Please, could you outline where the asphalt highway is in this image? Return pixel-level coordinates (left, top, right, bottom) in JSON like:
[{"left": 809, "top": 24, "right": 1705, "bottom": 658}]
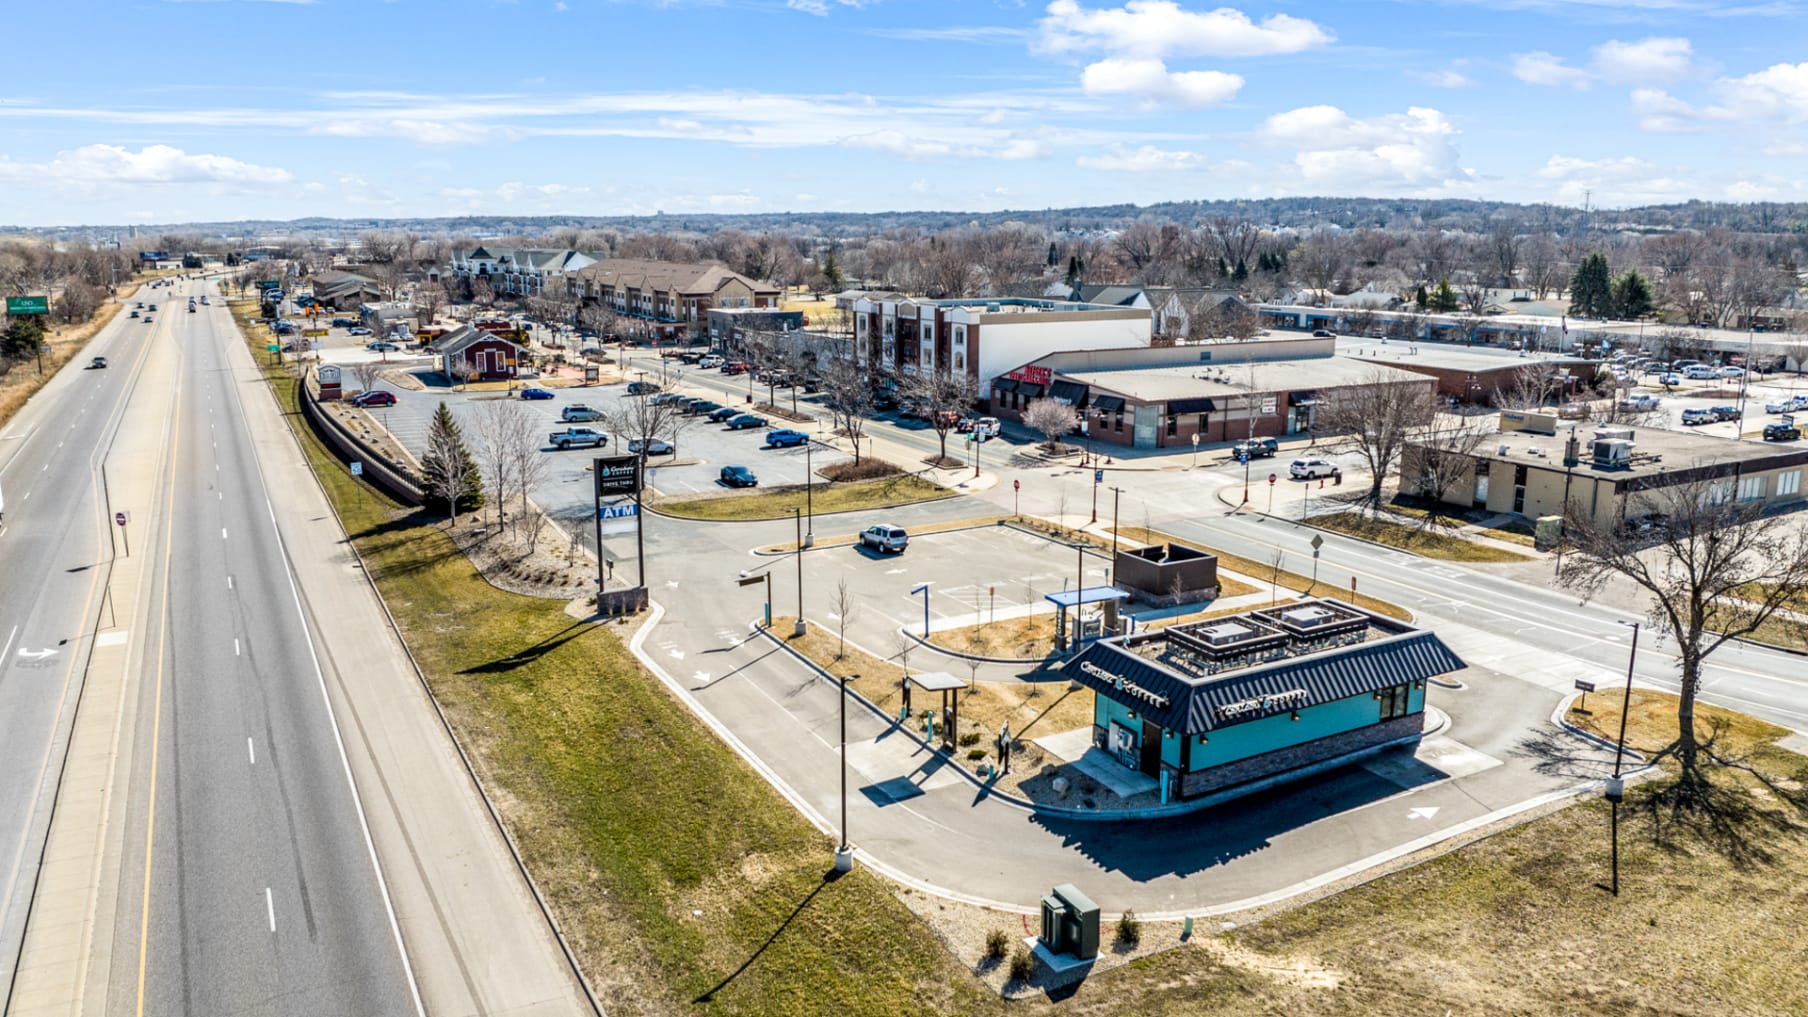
[
  {"left": 105, "top": 285, "right": 418, "bottom": 1017},
  {"left": 0, "top": 299, "right": 150, "bottom": 1003}
]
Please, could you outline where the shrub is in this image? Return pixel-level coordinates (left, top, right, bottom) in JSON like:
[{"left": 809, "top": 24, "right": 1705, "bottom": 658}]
[
  {"left": 819, "top": 458, "right": 904, "bottom": 482},
  {"left": 1116, "top": 909, "right": 1141, "bottom": 945},
  {"left": 984, "top": 928, "right": 1009, "bottom": 960},
  {"left": 1007, "top": 945, "right": 1033, "bottom": 983},
  {"left": 958, "top": 731, "right": 982, "bottom": 747},
  {"left": 967, "top": 748, "right": 986, "bottom": 761}
]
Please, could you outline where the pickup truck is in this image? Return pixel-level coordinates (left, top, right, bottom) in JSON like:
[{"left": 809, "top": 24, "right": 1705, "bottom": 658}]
[
  {"left": 548, "top": 428, "right": 608, "bottom": 450},
  {"left": 1231, "top": 438, "right": 1279, "bottom": 459}
]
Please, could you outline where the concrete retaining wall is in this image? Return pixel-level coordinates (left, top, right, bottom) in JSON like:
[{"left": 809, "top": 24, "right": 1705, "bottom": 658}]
[{"left": 297, "top": 378, "right": 426, "bottom": 506}]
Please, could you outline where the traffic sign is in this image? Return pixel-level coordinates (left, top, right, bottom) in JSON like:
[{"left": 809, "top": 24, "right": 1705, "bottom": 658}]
[
  {"left": 6, "top": 296, "right": 49, "bottom": 316},
  {"left": 350, "top": 462, "right": 363, "bottom": 476},
  {"left": 1094, "top": 469, "right": 1104, "bottom": 484},
  {"left": 266, "top": 344, "right": 280, "bottom": 353},
  {"left": 1310, "top": 534, "right": 1324, "bottom": 551},
  {"left": 1013, "top": 479, "right": 1020, "bottom": 492},
  {"left": 1268, "top": 473, "right": 1277, "bottom": 485},
  {"left": 114, "top": 511, "right": 127, "bottom": 526},
  {"left": 303, "top": 328, "right": 328, "bottom": 337}
]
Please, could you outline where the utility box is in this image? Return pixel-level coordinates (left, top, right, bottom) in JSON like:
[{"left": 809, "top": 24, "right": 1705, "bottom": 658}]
[{"left": 1038, "top": 884, "right": 1099, "bottom": 960}]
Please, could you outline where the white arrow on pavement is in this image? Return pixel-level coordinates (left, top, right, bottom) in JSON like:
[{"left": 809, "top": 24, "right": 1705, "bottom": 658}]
[
  {"left": 692, "top": 672, "right": 712, "bottom": 685},
  {"left": 665, "top": 580, "right": 680, "bottom": 589},
  {"left": 17, "top": 648, "right": 57, "bottom": 661},
  {"left": 884, "top": 568, "right": 907, "bottom": 575},
  {"left": 667, "top": 649, "right": 685, "bottom": 660},
  {"left": 1408, "top": 806, "right": 1440, "bottom": 820}
]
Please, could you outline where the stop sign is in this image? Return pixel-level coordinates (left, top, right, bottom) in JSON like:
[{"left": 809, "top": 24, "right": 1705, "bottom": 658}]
[
  {"left": 1268, "top": 473, "right": 1277, "bottom": 485},
  {"left": 1013, "top": 479, "right": 1020, "bottom": 491},
  {"left": 115, "top": 512, "right": 126, "bottom": 526}
]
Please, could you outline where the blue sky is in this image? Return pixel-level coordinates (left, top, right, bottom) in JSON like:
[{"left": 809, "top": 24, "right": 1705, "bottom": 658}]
[{"left": 0, "top": 0, "right": 1803, "bottom": 226}]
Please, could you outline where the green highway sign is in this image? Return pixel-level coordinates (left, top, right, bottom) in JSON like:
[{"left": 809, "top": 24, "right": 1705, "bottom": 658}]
[
  {"left": 256, "top": 280, "right": 280, "bottom": 290},
  {"left": 6, "top": 296, "right": 49, "bottom": 315},
  {"left": 267, "top": 344, "right": 280, "bottom": 353}
]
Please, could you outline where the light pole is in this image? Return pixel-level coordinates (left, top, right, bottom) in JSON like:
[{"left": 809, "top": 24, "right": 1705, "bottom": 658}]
[
  {"left": 910, "top": 582, "right": 931, "bottom": 637},
  {"left": 803, "top": 440, "right": 815, "bottom": 547},
  {"left": 1090, "top": 467, "right": 1100, "bottom": 523},
  {"left": 835, "top": 673, "right": 858, "bottom": 873},
  {"left": 1737, "top": 323, "right": 1757, "bottom": 426},
  {"left": 1607, "top": 619, "right": 1639, "bottom": 896},
  {"left": 1109, "top": 486, "right": 1123, "bottom": 556},
  {"left": 789, "top": 507, "right": 805, "bottom": 637}
]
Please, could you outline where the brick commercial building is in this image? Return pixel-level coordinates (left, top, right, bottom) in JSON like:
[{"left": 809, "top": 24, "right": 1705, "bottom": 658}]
[
  {"left": 1063, "top": 599, "right": 1464, "bottom": 802},
  {"left": 566, "top": 259, "right": 782, "bottom": 341},
  {"left": 991, "top": 336, "right": 1433, "bottom": 450},
  {"left": 430, "top": 323, "right": 527, "bottom": 381},
  {"left": 852, "top": 295, "right": 1150, "bottom": 392},
  {"left": 1341, "top": 345, "right": 1597, "bottom": 406},
  {"left": 1400, "top": 411, "right": 1808, "bottom": 529}
]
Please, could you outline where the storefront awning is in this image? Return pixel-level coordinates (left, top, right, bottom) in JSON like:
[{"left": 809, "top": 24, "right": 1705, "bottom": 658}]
[
  {"left": 1018, "top": 382, "right": 1046, "bottom": 398},
  {"left": 1049, "top": 380, "right": 1089, "bottom": 405},
  {"left": 992, "top": 378, "right": 1019, "bottom": 392},
  {"left": 1166, "top": 397, "right": 1216, "bottom": 415},
  {"left": 1091, "top": 395, "right": 1126, "bottom": 412}
]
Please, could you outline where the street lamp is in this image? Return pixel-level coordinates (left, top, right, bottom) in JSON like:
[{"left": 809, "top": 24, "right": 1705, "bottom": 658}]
[
  {"left": 835, "top": 673, "right": 859, "bottom": 873},
  {"left": 1607, "top": 619, "right": 1640, "bottom": 897},
  {"left": 788, "top": 507, "right": 805, "bottom": 637},
  {"left": 803, "top": 439, "right": 815, "bottom": 548}
]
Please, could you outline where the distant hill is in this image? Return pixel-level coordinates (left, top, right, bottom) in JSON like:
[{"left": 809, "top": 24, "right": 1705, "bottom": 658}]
[{"left": 13, "top": 197, "right": 1808, "bottom": 241}]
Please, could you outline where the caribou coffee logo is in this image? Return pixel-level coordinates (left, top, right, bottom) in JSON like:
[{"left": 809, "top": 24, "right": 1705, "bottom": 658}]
[
  {"left": 1216, "top": 688, "right": 1309, "bottom": 720},
  {"left": 1078, "top": 661, "right": 1169, "bottom": 708}
]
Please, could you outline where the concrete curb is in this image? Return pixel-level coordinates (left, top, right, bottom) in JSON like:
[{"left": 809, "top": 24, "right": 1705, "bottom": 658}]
[
  {"left": 642, "top": 487, "right": 961, "bottom": 524},
  {"left": 1550, "top": 691, "right": 1654, "bottom": 772},
  {"left": 896, "top": 625, "right": 1058, "bottom": 667}
]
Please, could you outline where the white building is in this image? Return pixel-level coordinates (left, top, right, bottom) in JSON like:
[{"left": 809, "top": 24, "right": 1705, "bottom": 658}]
[{"left": 850, "top": 296, "right": 1151, "bottom": 390}]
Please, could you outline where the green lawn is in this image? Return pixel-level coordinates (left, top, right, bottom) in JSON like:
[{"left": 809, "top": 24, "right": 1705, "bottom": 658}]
[
  {"left": 655, "top": 474, "right": 952, "bottom": 521},
  {"left": 1313, "top": 511, "right": 1535, "bottom": 563}
]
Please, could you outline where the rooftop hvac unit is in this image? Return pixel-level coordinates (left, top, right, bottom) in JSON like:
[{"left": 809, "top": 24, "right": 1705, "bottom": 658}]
[
  {"left": 1594, "top": 426, "right": 1635, "bottom": 442},
  {"left": 1199, "top": 621, "right": 1256, "bottom": 646},
  {"left": 1592, "top": 438, "right": 1634, "bottom": 466},
  {"left": 1279, "top": 606, "right": 1335, "bottom": 627}
]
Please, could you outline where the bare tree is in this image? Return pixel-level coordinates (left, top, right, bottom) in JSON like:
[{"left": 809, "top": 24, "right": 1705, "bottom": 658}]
[
  {"left": 832, "top": 577, "right": 857, "bottom": 660},
  {"left": 412, "top": 283, "right": 445, "bottom": 328},
  {"left": 605, "top": 383, "right": 696, "bottom": 457},
  {"left": 1315, "top": 372, "right": 1438, "bottom": 510},
  {"left": 1557, "top": 477, "right": 1808, "bottom": 788},
  {"left": 1495, "top": 361, "right": 1562, "bottom": 410},
  {"left": 474, "top": 400, "right": 532, "bottom": 532},
  {"left": 901, "top": 369, "right": 978, "bottom": 464},
  {"left": 576, "top": 301, "right": 618, "bottom": 342},
  {"left": 352, "top": 359, "right": 383, "bottom": 395},
  {"left": 1023, "top": 397, "right": 1079, "bottom": 452},
  {"left": 818, "top": 352, "right": 875, "bottom": 463},
  {"left": 507, "top": 414, "right": 549, "bottom": 549},
  {"left": 1400, "top": 417, "right": 1493, "bottom": 521}
]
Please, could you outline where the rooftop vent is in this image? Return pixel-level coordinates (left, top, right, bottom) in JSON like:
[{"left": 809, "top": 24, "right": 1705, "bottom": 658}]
[
  {"left": 1592, "top": 438, "right": 1634, "bottom": 466},
  {"left": 1198, "top": 621, "right": 1256, "bottom": 646},
  {"left": 1278, "top": 606, "right": 1336, "bottom": 628}
]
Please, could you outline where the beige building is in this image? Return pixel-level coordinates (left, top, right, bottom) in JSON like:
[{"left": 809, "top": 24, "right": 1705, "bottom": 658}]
[{"left": 1401, "top": 411, "right": 1808, "bottom": 529}]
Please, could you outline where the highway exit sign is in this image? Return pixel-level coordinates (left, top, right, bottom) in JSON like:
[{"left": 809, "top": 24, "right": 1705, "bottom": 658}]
[{"left": 6, "top": 295, "right": 49, "bottom": 315}]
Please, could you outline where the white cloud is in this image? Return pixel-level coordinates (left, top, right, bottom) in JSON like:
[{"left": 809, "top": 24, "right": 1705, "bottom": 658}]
[
  {"left": 1079, "top": 58, "right": 1241, "bottom": 106},
  {"left": 1593, "top": 37, "right": 1694, "bottom": 82},
  {"left": 1258, "top": 106, "right": 1472, "bottom": 193},
  {"left": 0, "top": 144, "right": 291, "bottom": 186},
  {"left": 1627, "top": 61, "right": 1808, "bottom": 132},
  {"left": 1037, "top": 0, "right": 1332, "bottom": 59},
  {"left": 313, "top": 118, "right": 498, "bottom": 145},
  {"left": 841, "top": 129, "right": 1051, "bottom": 161},
  {"left": 1511, "top": 51, "right": 1591, "bottom": 89},
  {"left": 706, "top": 191, "right": 761, "bottom": 207},
  {"left": 1076, "top": 144, "right": 1206, "bottom": 171},
  {"left": 1534, "top": 154, "right": 1696, "bottom": 204},
  {"left": 786, "top": 0, "right": 867, "bottom": 13},
  {"left": 1412, "top": 67, "right": 1474, "bottom": 89}
]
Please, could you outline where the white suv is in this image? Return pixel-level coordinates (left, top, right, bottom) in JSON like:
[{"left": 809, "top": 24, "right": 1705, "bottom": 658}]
[
  {"left": 1289, "top": 458, "right": 1336, "bottom": 479},
  {"left": 858, "top": 525, "right": 909, "bottom": 554}
]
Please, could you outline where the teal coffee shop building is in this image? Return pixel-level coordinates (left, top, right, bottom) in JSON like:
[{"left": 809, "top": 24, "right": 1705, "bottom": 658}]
[{"left": 1062, "top": 599, "right": 1466, "bottom": 802}]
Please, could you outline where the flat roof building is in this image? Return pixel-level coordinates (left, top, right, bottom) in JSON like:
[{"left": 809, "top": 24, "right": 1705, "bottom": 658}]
[
  {"left": 1064, "top": 599, "right": 1464, "bottom": 802},
  {"left": 1401, "top": 411, "right": 1808, "bottom": 528},
  {"left": 852, "top": 295, "right": 1151, "bottom": 393},
  {"left": 1339, "top": 344, "right": 1597, "bottom": 405}
]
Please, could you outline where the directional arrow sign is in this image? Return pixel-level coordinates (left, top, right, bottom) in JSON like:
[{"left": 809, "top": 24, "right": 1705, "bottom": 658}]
[
  {"left": 17, "top": 648, "right": 57, "bottom": 661},
  {"left": 1408, "top": 806, "right": 1440, "bottom": 820}
]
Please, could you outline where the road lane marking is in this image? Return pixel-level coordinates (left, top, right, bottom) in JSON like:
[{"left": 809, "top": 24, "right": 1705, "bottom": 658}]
[
  {"left": 247, "top": 738, "right": 255, "bottom": 765},
  {"left": 0, "top": 625, "right": 15, "bottom": 663},
  {"left": 234, "top": 638, "right": 240, "bottom": 656},
  {"left": 221, "top": 527, "right": 228, "bottom": 540},
  {"left": 265, "top": 888, "right": 274, "bottom": 932},
  {"left": 226, "top": 575, "right": 233, "bottom": 590}
]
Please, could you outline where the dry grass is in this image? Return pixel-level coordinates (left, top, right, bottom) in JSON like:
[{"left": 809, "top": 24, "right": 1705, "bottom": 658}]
[
  {"left": 0, "top": 286, "right": 134, "bottom": 428},
  {"left": 656, "top": 473, "right": 949, "bottom": 521},
  {"left": 1567, "top": 687, "right": 1790, "bottom": 763},
  {"left": 1313, "top": 512, "right": 1536, "bottom": 563},
  {"left": 927, "top": 615, "right": 1059, "bottom": 660}
]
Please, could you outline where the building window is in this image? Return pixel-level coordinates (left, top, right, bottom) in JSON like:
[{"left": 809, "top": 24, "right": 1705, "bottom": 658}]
[
  {"left": 1781, "top": 471, "right": 1803, "bottom": 497},
  {"left": 923, "top": 323, "right": 934, "bottom": 344},
  {"left": 1707, "top": 480, "right": 1734, "bottom": 505},
  {"left": 1197, "top": 414, "right": 1209, "bottom": 434},
  {"left": 1737, "top": 475, "right": 1765, "bottom": 501},
  {"left": 1166, "top": 414, "right": 1177, "bottom": 437},
  {"left": 1379, "top": 685, "right": 1411, "bottom": 721},
  {"left": 954, "top": 325, "right": 966, "bottom": 347},
  {"left": 953, "top": 351, "right": 965, "bottom": 371},
  {"left": 1113, "top": 412, "right": 1124, "bottom": 433}
]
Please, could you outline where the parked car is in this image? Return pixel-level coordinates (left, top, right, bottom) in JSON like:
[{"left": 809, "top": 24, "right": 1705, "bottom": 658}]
[
  {"left": 1762, "top": 423, "right": 1802, "bottom": 442},
  {"left": 649, "top": 392, "right": 689, "bottom": 406},
  {"left": 1710, "top": 405, "right": 1742, "bottom": 422},
  {"left": 1231, "top": 438, "right": 1279, "bottom": 459},
  {"left": 366, "top": 341, "right": 399, "bottom": 352},
  {"left": 628, "top": 438, "right": 675, "bottom": 456},
  {"left": 548, "top": 427, "right": 608, "bottom": 450},
  {"left": 871, "top": 390, "right": 899, "bottom": 411},
  {"left": 725, "top": 413, "right": 768, "bottom": 430},
  {"left": 1680, "top": 408, "right": 1715, "bottom": 426},
  {"left": 719, "top": 465, "right": 758, "bottom": 487},
  {"left": 351, "top": 390, "right": 396, "bottom": 407},
  {"left": 686, "top": 400, "right": 724, "bottom": 416},
  {"left": 698, "top": 354, "right": 725, "bottom": 369},
  {"left": 970, "top": 416, "right": 1001, "bottom": 438},
  {"left": 706, "top": 405, "right": 741, "bottom": 423},
  {"left": 347, "top": 326, "right": 372, "bottom": 336},
  {"left": 859, "top": 524, "right": 909, "bottom": 554},
  {"left": 1289, "top": 458, "right": 1337, "bottom": 479},
  {"left": 763, "top": 428, "right": 808, "bottom": 448},
  {"left": 519, "top": 387, "right": 555, "bottom": 401},
  {"left": 561, "top": 404, "right": 603, "bottom": 422},
  {"left": 1619, "top": 394, "right": 1661, "bottom": 411},
  {"left": 1311, "top": 329, "right": 1337, "bottom": 338},
  {"left": 625, "top": 380, "right": 662, "bottom": 396},
  {"left": 722, "top": 361, "right": 751, "bottom": 375},
  {"left": 1656, "top": 373, "right": 1683, "bottom": 387},
  {"left": 1682, "top": 365, "right": 1720, "bottom": 380},
  {"left": 1764, "top": 395, "right": 1808, "bottom": 414},
  {"left": 331, "top": 317, "right": 357, "bottom": 328},
  {"left": 1718, "top": 366, "right": 1748, "bottom": 379},
  {"left": 86, "top": 356, "right": 107, "bottom": 369}
]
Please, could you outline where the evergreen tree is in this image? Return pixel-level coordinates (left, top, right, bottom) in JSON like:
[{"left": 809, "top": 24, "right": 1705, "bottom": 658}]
[
  {"left": 1414, "top": 284, "right": 1429, "bottom": 309},
  {"left": 420, "top": 401, "right": 483, "bottom": 524},
  {"left": 2, "top": 315, "right": 46, "bottom": 360},
  {"left": 1567, "top": 252, "right": 1614, "bottom": 318},
  {"left": 1046, "top": 241, "right": 1058, "bottom": 268},
  {"left": 1428, "top": 278, "right": 1459, "bottom": 312},
  {"left": 1216, "top": 255, "right": 1229, "bottom": 279},
  {"left": 1610, "top": 269, "right": 1654, "bottom": 319},
  {"left": 821, "top": 247, "right": 845, "bottom": 292},
  {"left": 1232, "top": 256, "right": 1249, "bottom": 283}
]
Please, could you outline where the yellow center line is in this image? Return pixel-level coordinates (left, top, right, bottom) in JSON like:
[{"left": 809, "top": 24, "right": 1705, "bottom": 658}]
[{"left": 132, "top": 351, "right": 185, "bottom": 1017}]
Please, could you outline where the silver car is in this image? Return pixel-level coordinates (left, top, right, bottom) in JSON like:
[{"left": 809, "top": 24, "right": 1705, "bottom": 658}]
[{"left": 859, "top": 525, "right": 908, "bottom": 554}]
